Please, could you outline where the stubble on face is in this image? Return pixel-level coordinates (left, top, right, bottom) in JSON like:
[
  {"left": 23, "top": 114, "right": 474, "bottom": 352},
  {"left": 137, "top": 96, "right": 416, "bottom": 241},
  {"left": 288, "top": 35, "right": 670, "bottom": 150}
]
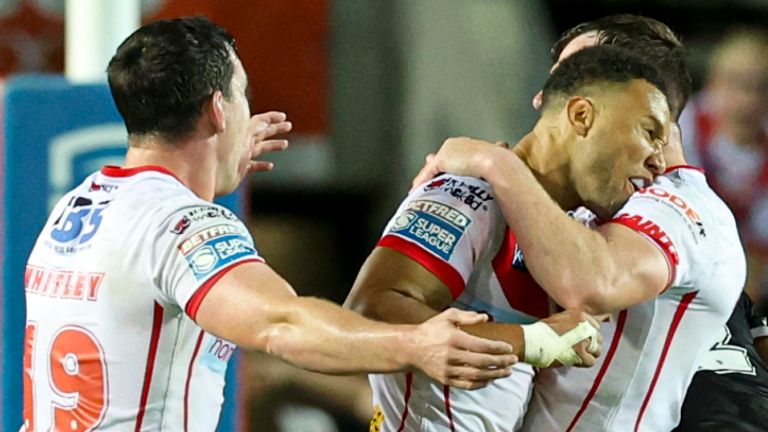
[{"left": 570, "top": 81, "right": 670, "bottom": 221}]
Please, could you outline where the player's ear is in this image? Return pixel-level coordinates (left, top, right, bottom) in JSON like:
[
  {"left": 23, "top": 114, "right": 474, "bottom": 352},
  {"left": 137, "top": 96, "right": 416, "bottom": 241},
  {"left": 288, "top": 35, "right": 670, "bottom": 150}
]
[
  {"left": 208, "top": 90, "right": 226, "bottom": 133},
  {"left": 566, "top": 96, "right": 594, "bottom": 137}
]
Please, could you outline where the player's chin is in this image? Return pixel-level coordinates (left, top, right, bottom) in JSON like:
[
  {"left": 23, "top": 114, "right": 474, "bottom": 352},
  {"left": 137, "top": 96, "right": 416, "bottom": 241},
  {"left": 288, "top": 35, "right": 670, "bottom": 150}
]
[
  {"left": 605, "top": 197, "right": 630, "bottom": 220},
  {"left": 586, "top": 201, "right": 618, "bottom": 223}
]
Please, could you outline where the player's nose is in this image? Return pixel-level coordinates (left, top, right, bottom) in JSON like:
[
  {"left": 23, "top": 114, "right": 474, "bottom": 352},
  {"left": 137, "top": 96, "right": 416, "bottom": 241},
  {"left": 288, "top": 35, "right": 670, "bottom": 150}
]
[{"left": 645, "top": 149, "right": 666, "bottom": 177}]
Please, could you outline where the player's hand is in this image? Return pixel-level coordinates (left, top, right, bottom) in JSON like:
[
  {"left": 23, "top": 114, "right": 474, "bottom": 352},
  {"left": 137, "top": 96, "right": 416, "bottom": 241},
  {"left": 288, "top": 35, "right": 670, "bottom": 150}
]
[
  {"left": 543, "top": 309, "right": 602, "bottom": 366},
  {"left": 406, "top": 308, "right": 517, "bottom": 390},
  {"left": 410, "top": 138, "right": 510, "bottom": 191},
  {"left": 522, "top": 309, "right": 602, "bottom": 368},
  {"left": 247, "top": 111, "right": 293, "bottom": 173}
]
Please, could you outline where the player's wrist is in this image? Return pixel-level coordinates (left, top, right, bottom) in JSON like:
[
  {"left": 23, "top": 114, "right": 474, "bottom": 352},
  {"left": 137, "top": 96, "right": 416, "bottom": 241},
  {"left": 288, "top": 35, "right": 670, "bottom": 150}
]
[
  {"left": 474, "top": 146, "right": 503, "bottom": 179},
  {"left": 521, "top": 320, "right": 597, "bottom": 367},
  {"left": 395, "top": 325, "right": 420, "bottom": 371},
  {"left": 521, "top": 321, "right": 557, "bottom": 367},
  {"left": 481, "top": 146, "right": 516, "bottom": 187}
]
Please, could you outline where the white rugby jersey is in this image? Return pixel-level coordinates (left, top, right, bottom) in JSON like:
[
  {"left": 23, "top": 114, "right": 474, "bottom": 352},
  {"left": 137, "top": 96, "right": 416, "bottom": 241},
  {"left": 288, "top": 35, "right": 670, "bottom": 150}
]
[
  {"left": 22, "top": 166, "right": 262, "bottom": 432},
  {"left": 521, "top": 166, "right": 746, "bottom": 432},
  {"left": 369, "top": 174, "right": 552, "bottom": 432}
]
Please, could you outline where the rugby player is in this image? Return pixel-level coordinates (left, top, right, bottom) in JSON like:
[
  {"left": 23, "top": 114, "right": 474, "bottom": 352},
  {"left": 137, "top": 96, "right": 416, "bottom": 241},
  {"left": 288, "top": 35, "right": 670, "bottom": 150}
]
[
  {"left": 416, "top": 18, "right": 746, "bottom": 431},
  {"left": 536, "top": 15, "right": 766, "bottom": 431},
  {"left": 345, "top": 45, "right": 675, "bottom": 431}
]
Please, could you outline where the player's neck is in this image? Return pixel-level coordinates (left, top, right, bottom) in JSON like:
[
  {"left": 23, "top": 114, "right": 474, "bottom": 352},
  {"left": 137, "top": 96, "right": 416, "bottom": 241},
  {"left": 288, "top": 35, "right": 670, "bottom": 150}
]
[
  {"left": 513, "top": 127, "right": 581, "bottom": 211},
  {"left": 123, "top": 135, "right": 218, "bottom": 201}
]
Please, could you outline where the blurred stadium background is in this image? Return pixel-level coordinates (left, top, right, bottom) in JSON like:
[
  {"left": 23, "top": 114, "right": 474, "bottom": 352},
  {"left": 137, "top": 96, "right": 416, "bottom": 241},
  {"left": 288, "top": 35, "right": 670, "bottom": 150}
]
[{"left": 2, "top": 0, "right": 768, "bottom": 430}]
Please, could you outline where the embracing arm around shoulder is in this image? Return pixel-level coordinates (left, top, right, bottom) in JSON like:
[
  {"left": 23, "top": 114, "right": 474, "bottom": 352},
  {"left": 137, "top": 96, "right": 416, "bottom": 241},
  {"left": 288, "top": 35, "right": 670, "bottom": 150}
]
[
  {"left": 484, "top": 149, "right": 668, "bottom": 313},
  {"left": 194, "top": 261, "right": 517, "bottom": 388},
  {"left": 414, "top": 141, "right": 671, "bottom": 314}
]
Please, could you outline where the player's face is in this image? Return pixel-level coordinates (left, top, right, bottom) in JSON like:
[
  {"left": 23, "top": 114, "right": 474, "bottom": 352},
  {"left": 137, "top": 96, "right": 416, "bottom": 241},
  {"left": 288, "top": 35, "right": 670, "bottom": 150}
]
[
  {"left": 216, "top": 54, "right": 252, "bottom": 196},
  {"left": 532, "top": 31, "right": 600, "bottom": 110},
  {"left": 569, "top": 80, "right": 670, "bottom": 220}
]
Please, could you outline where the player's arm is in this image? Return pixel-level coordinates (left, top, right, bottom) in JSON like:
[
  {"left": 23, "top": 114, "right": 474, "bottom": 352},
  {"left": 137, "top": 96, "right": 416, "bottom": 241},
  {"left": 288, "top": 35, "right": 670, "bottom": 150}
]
[
  {"left": 345, "top": 176, "right": 502, "bottom": 329},
  {"left": 347, "top": 246, "right": 527, "bottom": 358},
  {"left": 344, "top": 246, "right": 453, "bottom": 324},
  {"left": 194, "top": 260, "right": 516, "bottom": 388},
  {"left": 345, "top": 244, "right": 602, "bottom": 367},
  {"left": 413, "top": 138, "right": 669, "bottom": 314}
]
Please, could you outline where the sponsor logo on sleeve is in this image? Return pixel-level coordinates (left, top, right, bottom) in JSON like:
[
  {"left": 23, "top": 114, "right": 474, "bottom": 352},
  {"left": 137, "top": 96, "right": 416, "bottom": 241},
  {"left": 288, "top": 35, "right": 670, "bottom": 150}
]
[
  {"left": 424, "top": 178, "right": 493, "bottom": 211},
  {"left": 389, "top": 200, "right": 471, "bottom": 260},
  {"left": 613, "top": 213, "right": 680, "bottom": 265},
  {"left": 178, "top": 224, "right": 256, "bottom": 280},
  {"left": 170, "top": 216, "right": 191, "bottom": 234},
  {"left": 186, "top": 206, "right": 237, "bottom": 221},
  {"left": 169, "top": 205, "right": 237, "bottom": 234}
]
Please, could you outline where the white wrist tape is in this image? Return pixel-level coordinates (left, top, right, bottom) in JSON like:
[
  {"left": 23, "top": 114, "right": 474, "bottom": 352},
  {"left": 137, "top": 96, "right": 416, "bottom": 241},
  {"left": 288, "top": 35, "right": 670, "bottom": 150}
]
[{"left": 521, "top": 320, "right": 599, "bottom": 367}]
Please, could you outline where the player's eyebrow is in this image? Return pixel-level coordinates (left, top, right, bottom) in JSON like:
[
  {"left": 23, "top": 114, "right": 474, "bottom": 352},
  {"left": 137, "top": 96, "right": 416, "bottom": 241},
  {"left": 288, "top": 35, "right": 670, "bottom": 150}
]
[{"left": 646, "top": 114, "right": 668, "bottom": 144}]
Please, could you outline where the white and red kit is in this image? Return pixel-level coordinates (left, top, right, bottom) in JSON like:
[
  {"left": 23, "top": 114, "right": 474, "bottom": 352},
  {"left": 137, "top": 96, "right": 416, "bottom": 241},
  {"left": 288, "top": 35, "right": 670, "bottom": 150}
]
[
  {"left": 369, "top": 174, "right": 553, "bottom": 432},
  {"left": 22, "top": 166, "right": 263, "bottom": 431},
  {"left": 521, "top": 166, "right": 746, "bottom": 432}
]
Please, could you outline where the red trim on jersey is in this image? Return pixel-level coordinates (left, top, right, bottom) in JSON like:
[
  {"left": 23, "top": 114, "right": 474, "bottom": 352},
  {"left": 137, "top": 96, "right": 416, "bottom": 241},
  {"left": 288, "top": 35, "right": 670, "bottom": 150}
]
[
  {"left": 135, "top": 302, "right": 164, "bottom": 432},
  {"left": 608, "top": 216, "right": 678, "bottom": 290},
  {"left": 101, "top": 165, "right": 181, "bottom": 181},
  {"left": 378, "top": 235, "right": 466, "bottom": 298},
  {"left": 566, "top": 309, "right": 628, "bottom": 432},
  {"left": 633, "top": 291, "right": 698, "bottom": 431},
  {"left": 491, "top": 228, "right": 550, "bottom": 319},
  {"left": 185, "top": 258, "right": 265, "bottom": 320},
  {"left": 396, "top": 372, "right": 414, "bottom": 432},
  {"left": 663, "top": 165, "right": 705, "bottom": 174},
  {"left": 443, "top": 385, "right": 456, "bottom": 432},
  {"left": 184, "top": 331, "right": 205, "bottom": 432}
]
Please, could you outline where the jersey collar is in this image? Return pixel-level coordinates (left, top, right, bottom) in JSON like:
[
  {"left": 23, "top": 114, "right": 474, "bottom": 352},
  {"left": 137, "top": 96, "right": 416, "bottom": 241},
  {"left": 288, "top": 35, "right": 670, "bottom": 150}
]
[
  {"left": 663, "top": 165, "right": 705, "bottom": 174},
  {"left": 100, "top": 165, "right": 181, "bottom": 181}
]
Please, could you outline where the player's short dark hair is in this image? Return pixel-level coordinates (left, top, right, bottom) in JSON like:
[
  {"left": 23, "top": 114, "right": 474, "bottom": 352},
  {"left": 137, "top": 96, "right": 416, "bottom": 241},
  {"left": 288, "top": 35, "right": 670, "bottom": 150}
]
[
  {"left": 107, "top": 16, "right": 238, "bottom": 141},
  {"left": 541, "top": 45, "right": 670, "bottom": 112},
  {"left": 551, "top": 14, "right": 690, "bottom": 120}
]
